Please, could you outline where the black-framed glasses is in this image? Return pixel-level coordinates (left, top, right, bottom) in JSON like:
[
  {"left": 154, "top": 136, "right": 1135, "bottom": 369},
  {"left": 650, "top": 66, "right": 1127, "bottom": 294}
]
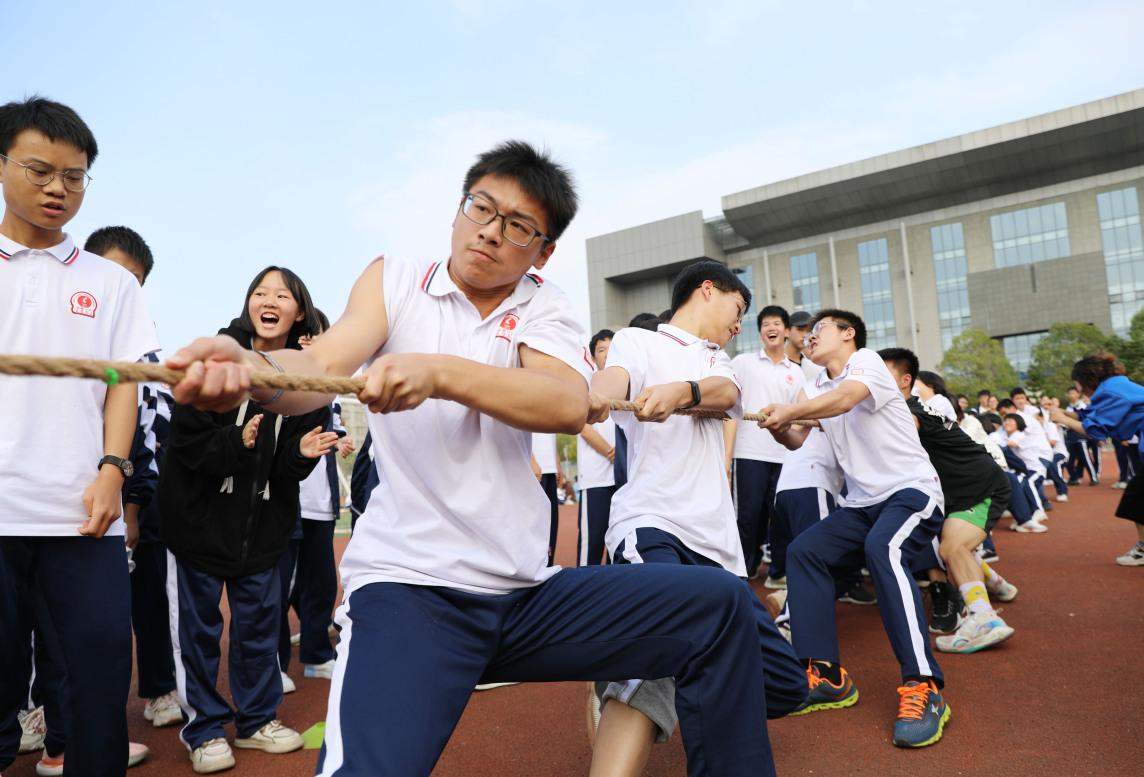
[
  {"left": 0, "top": 153, "right": 92, "bottom": 192},
  {"left": 459, "top": 192, "right": 549, "bottom": 248}
]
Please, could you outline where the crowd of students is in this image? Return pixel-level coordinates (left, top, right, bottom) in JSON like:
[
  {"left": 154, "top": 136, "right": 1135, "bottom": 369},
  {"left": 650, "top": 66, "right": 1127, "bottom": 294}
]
[{"left": 1, "top": 95, "right": 1142, "bottom": 777}]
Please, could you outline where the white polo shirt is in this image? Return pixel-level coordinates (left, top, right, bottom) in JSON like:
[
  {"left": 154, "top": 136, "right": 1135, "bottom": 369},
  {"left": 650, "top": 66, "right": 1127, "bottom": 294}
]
[
  {"left": 0, "top": 233, "right": 159, "bottom": 536},
  {"left": 1016, "top": 406, "right": 1054, "bottom": 459},
  {"left": 731, "top": 350, "right": 805, "bottom": 463},
  {"left": 532, "top": 432, "right": 558, "bottom": 475},
  {"left": 577, "top": 417, "right": 616, "bottom": 490},
  {"left": 805, "top": 348, "right": 943, "bottom": 509},
  {"left": 1005, "top": 430, "right": 1047, "bottom": 476},
  {"left": 339, "top": 256, "right": 591, "bottom": 596},
  {"left": 775, "top": 428, "right": 844, "bottom": 496},
  {"left": 604, "top": 324, "right": 746, "bottom": 576}
]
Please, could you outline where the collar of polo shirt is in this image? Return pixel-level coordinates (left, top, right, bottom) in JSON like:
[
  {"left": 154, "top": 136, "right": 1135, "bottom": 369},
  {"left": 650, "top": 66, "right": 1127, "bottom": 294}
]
[
  {"left": 421, "top": 258, "right": 546, "bottom": 311},
  {"left": 657, "top": 323, "right": 718, "bottom": 350},
  {"left": 757, "top": 347, "right": 793, "bottom": 365},
  {"left": 0, "top": 232, "right": 79, "bottom": 265}
]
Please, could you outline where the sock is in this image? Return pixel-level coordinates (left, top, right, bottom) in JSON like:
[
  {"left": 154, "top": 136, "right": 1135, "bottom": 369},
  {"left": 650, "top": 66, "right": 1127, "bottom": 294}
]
[
  {"left": 959, "top": 581, "right": 992, "bottom": 615},
  {"left": 810, "top": 659, "right": 842, "bottom": 684},
  {"left": 980, "top": 561, "right": 1002, "bottom": 586}
]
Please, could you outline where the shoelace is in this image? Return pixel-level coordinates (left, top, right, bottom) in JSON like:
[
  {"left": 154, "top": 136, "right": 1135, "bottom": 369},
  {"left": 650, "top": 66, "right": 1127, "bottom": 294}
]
[
  {"left": 805, "top": 663, "right": 844, "bottom": 691},
  {"left": 896, "top": 682, "right": 933, "bottom": 721}
]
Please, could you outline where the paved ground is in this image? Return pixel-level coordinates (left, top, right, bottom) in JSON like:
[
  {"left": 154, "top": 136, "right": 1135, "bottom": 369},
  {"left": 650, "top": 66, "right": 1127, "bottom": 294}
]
[{"left": 8, "top": 455, "right": 1144, "bottom": 776}]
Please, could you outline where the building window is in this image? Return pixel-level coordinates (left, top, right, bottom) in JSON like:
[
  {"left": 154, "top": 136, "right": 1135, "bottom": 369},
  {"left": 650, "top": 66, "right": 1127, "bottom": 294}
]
[
  {"left": 732, "top": 265, "right": 760, "bottom": 356},
  {"left": 1097, "top": 186, "right": 1144, "bottom": 335},
  {"left": 990, "top": 202, "right": 1070, "bottom": 268},
  {"left": 858, "top": 238, "right": 896, "bottom": 349},
  {"left": 1000, "top": 331, "right": 1046, "bottom": 380},
  {"left": 931, "top": 223, "right": 971, "bottom": 350},
  {"left": 789, "top": 252, "right": 821, "bottom": 313}
]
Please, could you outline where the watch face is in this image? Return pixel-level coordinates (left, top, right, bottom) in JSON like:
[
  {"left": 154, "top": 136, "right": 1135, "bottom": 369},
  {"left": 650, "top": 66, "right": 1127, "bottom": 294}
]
[{"left": 122, "top": 460, "right": 135, "bottom": 477}]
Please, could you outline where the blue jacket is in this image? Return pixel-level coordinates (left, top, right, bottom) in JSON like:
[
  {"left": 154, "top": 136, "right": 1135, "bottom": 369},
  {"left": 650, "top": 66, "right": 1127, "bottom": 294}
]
[{"left": 1080, "top": 376, "right": 1144, "bottom": 453}]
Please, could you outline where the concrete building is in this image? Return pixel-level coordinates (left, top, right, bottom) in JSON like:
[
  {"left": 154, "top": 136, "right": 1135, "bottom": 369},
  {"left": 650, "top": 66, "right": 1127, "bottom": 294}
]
[{"left": 586, "top": 89, "right": 1144, "bottom": 375}]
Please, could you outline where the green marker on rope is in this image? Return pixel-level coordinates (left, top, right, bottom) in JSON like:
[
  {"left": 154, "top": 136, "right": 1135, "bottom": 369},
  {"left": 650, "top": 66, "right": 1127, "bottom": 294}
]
[{"left": 104, "top": 367, "right": 120, "bottom": 386}]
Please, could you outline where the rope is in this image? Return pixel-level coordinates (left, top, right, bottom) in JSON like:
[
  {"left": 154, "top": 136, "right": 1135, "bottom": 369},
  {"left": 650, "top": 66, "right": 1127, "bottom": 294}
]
[{"left": 0, "top": 354, "right": 782, "bottom": 423}]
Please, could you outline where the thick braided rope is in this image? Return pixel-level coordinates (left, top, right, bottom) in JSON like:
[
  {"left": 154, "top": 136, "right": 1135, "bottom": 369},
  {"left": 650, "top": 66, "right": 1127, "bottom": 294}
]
[{"left": 0, "top": 354, "right": 777, "bottom": 422}]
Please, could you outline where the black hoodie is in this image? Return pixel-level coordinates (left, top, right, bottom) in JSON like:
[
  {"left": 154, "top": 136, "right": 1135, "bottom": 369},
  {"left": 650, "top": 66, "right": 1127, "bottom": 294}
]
[{"left": 159, "top": 320, "right": 330, "bottom": 578}]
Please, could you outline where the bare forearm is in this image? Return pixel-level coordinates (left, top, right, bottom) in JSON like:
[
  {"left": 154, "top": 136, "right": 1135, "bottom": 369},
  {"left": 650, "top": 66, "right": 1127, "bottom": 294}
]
[
  {"left": 103, "top": 383, "right": 138, "bottom": 458},
  {"left": 789, "top": 386, "right": 862, "bottom": 421},
  {"left": 436, "top": 356, "right": 588, "bottom": 433},
  {"left": 248, "top": 348, "right": 338, "bottom": 416}
]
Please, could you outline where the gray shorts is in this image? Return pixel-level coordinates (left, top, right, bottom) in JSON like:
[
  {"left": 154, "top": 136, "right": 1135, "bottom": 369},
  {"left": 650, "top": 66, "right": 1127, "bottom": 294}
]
[{"left": 595, "top": 678, "right": 678, "bottom": 742}]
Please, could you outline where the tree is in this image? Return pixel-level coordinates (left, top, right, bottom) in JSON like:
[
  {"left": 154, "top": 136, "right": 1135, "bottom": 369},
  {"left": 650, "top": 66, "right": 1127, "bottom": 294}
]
[
  {"left": 1027, "top": 322, "right": 1117, "bottom": 397},
  {"left": 938, "top": 327, "right": 1020, "bottom": 398}
]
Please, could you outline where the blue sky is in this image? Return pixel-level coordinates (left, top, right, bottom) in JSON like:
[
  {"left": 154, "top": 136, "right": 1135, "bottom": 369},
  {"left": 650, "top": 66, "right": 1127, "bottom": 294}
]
[{"left": 5, "top": 0, "right": 1143, "bottom": 351}]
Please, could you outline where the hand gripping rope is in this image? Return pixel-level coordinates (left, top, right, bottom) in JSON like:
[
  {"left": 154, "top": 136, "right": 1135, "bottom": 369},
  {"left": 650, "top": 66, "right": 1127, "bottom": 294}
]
[{"left": 0, "top": 354, "right": 784, "bottom": 423}]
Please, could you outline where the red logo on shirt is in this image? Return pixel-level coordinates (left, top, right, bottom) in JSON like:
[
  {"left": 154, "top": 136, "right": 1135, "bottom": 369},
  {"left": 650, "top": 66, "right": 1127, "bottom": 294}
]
[
  {"left": 785, "top": 373, "right": 796, "bottom": 384},
  {"left": 70, "top": 291, "right": 97, "bottom": 318},
  {"left": 495, "top": 312, "right": 520, "bottom": 342},
  {"left": 709, "top": 355, "right": 716, "bottom": 367}
]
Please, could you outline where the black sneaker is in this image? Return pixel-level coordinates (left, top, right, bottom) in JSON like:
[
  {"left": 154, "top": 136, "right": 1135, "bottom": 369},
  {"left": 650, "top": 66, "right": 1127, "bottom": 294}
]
[
  {"left": 838, "top": 582, "right": 877, "bottom": 605},
  {"left": 1067, "top": 479, "right": 1081, "bottom": 486},
  {"left": 980, "top": 548, "right": 999, "bottom": 564},
  {"left": 928, "top": 581, "right": 962, "bottom": 634}
]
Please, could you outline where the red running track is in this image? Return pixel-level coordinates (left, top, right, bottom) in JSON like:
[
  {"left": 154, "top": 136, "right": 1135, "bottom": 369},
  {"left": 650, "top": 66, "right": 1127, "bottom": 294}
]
[{"left": 7, "top": 460, "right": 1144, "bottom": 776}]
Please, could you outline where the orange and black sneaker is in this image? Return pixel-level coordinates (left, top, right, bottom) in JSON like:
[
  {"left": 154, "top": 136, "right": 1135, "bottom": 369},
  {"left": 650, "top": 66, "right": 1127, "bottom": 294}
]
[
  {"left": 788, "top": 662, "right": 859, "bottom": 716},
  {"left": 892, "top": 679, "right": 951, "bottom": 747}
]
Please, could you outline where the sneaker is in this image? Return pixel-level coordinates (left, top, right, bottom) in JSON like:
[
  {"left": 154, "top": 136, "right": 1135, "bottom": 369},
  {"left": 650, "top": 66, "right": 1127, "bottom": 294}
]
[
  {"left": 35, "top": 753, "right": 65, "bottom": 777},
  {"left": 1114, "top": 481, "right": 1129, "bottom": 490},
  {"left": 1067, "top": 479, "right": 1081, "bottom": 486},
  {"left": 474, "top": 681, "right": 520, "bottom": 691},
  {"left": 1116, "top": 544, "right": 1144, "bottom": 566},
  {"left": 18, "top": 706, "right": 45, "bottom": 753},
  {"left": 1056, "top": 494, "right": 1069, "bottom": 503},
  {"left": 838, "top": 582, "right": 877, "bottom": 606},
  {"left": 987, "top": 579, "right": 1019, "bottom": 602},
  {"left": 763, "top": 575, "right": 787, "bottom": 590},
  {"left": 761, "top": 543, "right": 772, "bottom": 565},
  {"left": 892, "top": 680, "right": 950, "bottom": 747},
  {"left": 191, "top": 737, "right": 235, "bottom": 773},
  {"left": 935, "top": 611, "right": 1015, "bottom": 653},
  {"left": 980, "top": 548, "right": 1000, "bottom": 564},
  {"left": 127, "top": 742, "right": 150, "bottom": 768},
  {"left": 764, "top": 589, "right": 788, "bottom": 619},
  {"left": 1012, "top": 519, "right": 1048, "bottom": 533},
  {"left": 280, "top": 671, "right": 296, "bottom": 694},
  {"left": 143, "top": 690, "right": 183, "bottom": 727},
  {"left": 303, "top": 659, "right": 336, "bottom": 679},
  {"left": 234, "top": 720, "right": 304, "bottom": 754},
  {"left": 928, "top": 581, "right": 962, "bottom": 634},
  {"left": 1043, "top": 501, "right": 1054, "bottom": 512},
  {"left": 789, "top": 664, "right": 859, "bottom": 716},
  {"left": 1091, "top": 478, "right": 1101, "bottom": 486},
  {"left": 1033, "top": 508, "right": 1049, "bottom": 522}
]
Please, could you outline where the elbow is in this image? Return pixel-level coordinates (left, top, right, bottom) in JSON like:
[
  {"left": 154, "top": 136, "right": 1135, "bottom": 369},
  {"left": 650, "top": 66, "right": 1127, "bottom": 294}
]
[{"left": 552, "top": 394, "right": 589, "bottom": 434}]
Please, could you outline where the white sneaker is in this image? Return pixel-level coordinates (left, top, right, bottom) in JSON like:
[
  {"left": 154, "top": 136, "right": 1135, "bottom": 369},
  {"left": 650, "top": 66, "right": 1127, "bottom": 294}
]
[
  {"left": 303, "top": 659, "right": 336, "bottom": 679},
  {"left": 280, "top": 671, "right": 296, "bottom": 694},
  {"left": 143, "top": 690, "right": 183, "bottom": 727},
  {"left": 987, "top": 579, "right": 1019, "bottom": 602},
  {"left": 18, "top": 706, "right": 45, "bottom": 753},
  {"left": 1056, "top": 494, "right": 1069, "bottom": 502},
  {"left": 234, "top": 720, "right": 304, "bottom": 754},
  {"left": 474, "top": 681, "right": 520, "bottom": 691},
  {"left": 1113, "top": 481, "right": 1129, "bottom": 490},
  {"left": 935, "top": 610, "right": 1014, "bottom": 653},
  {"left": 1012, "top": 520, "right": 1048, "bottom": 533},
  {"left": 1032, "top": 508, "right": 1049, "bottom": 522},
  {"left": 190, "top": 737, "right": 235, "bottom": 774},
  {"left": 1116, "top": 544, "right": 1144, "bottom": 566},
  {"left": 763, "top": 575, "right": 787, "bottom": 590}
]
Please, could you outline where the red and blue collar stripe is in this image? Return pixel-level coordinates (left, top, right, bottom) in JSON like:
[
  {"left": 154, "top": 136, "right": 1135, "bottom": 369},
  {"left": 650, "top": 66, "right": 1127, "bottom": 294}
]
[
  {"left": 61, "top": 245, "right": 79, "bottom": 265},
  {"left": 420, "top": 261, "right": 442, "bottom": 292},
  {"left": 525, "top": 272, "right": 544, "bottom": 286},
  {"left": 0, "top": 246, "right": 11, "bottom": 261},
  {"left": 658, "top": 330, "right": 689, "bottom": 346}
]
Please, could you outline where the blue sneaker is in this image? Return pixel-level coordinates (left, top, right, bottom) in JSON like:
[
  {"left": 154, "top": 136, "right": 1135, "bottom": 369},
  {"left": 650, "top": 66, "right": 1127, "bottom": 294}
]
[
  {"left": 789, "top": 664, "right": 859, "bottom": 716},
  {"left": 893, "top": 680, "right": 950, "bottom": 747}
]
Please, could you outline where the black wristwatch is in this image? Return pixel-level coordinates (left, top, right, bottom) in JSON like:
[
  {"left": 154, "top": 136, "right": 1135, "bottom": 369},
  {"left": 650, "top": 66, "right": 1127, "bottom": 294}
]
[
  {"left": 98, "top": 455, "right": 134, "bottom": 478},
  {"left": 685, "top": 380, "right": 701, "bottom": 409}
]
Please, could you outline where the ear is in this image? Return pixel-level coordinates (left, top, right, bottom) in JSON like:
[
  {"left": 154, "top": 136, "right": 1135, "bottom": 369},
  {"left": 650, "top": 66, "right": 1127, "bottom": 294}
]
[{"left": 532, "top": 241, "right": 556, "bottom": 271}]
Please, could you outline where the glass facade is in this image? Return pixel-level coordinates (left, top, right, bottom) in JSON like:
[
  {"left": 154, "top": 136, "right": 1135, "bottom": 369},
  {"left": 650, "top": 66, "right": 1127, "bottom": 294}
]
[
  {"left": 789, "top": 252, "right": 821, "bottom": 313},
  {"left": 857, "top": 238, "right": 896, "bottom": 349},
  {"left": 732, "top": 265, "right": 760, "bottom": 356},
  {"left": 990, "top": 202, "right": 1070, "bottom": 267},
  {"left": 1097, "top": 186, "right": 1144, "bottom": 334},
  {"left": 931, "top": 223, "right": 971, "bottom": 350},
  {"left": 1001, "top": 331, "right": 1046, "bottom": 379}
]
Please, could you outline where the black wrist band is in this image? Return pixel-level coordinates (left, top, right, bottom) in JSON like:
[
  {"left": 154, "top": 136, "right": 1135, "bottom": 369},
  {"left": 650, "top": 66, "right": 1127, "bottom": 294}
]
[{"left": 686, "top": 380, "right": 701, "bottom": 409}]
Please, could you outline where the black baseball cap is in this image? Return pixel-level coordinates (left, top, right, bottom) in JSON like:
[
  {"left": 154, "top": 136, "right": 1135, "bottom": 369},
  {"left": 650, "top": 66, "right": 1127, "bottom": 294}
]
[{"left": 789, "top": 311, "right": 813, "bottom": 328}]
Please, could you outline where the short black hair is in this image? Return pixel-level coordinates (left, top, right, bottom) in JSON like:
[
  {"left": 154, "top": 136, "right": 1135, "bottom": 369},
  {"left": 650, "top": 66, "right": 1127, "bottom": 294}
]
[
  {"left": 84, "top": 226, "right": 154, "bottom": 283},
  {"left": 237, "top": 266, "right": 323, "bottom": 347},
  {"left": 0, "top": 96, "right": 98, "bottom": 164},
  {"left": 812, "top": 309, "right": 867, "bottom": 350},
  {"left": 878, "top": 347, "right": 918, "bottom": 385},
  {"left": 977, "top": 389, "right": 992, "bottom": 399},
  {"left": 978, "top": 411, "right": 1003, "bottom": 434},
  {"left": 658, "top": 308, "right": 673, "bottom": 321},
  {"left": 628, "top": 312, "right": 662, "bottom": 331},
  {"left": 757, "top": 305, "right": 790, "bottom": 331},
  {"left": 998, "top": 398, "right": 1016, "bottom": 411},
  {"left": 462, "top": 140, "right": 578, "bottom": 242},
  {"left": 1003, "top": 412, "right": 1027, "bottom": 431},
  {"left": 313, "top": 308, "right": 331, "bottom": 334},
  {"left": 1010, "top": 386, "right": 1028, "bottom": 399},
  {"left": 669, "top": 260, "right": 751, "bottom": 315},
  {"left": 590, "top": 328, "right": 614, "bottom": 354}
]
